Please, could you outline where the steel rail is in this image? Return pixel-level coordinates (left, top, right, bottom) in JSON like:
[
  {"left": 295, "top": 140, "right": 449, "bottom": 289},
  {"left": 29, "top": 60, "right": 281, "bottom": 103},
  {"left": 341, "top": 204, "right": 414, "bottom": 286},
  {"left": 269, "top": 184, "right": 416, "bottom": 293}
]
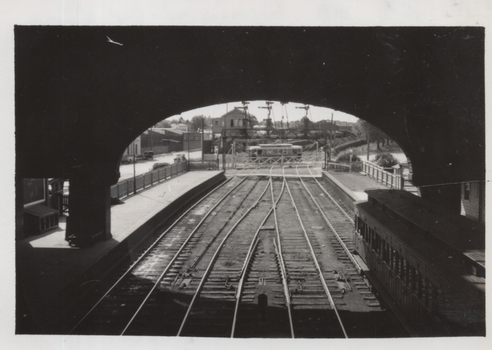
[
  {"left": 231, "top": 160, "right": 269, "bottom": 177},
  {"left": 119, "top": 176, "right": 256, "bottom": 335},
  {"left": 232, "top": 166, "right": 276, "bottom": 298},
  {"left": 68, "top": 175, "right": 239, "bottom": 334},
  {"left": 176, "top": 177, "right": 273, "bottom": 336},
  {"left": 230, "top": 169, "right": 291, "bottom": 337},
  {"left": 284, "top": 167, "right": 348, "bottom": 338},
  {"left": 230, "top": 167, "right": 275, "bottom": 336},
  {"left": 302, "top": 166, "right": 362, "bottom": 274},
  {"left": 305, "top": 165, "right": 354, "bottom": 224},
  {"left": 273, "top": 165, "right": 296, "bottom": 337},
  {"left": 233, "top": 163, "right": 258, "bottom": 177}
]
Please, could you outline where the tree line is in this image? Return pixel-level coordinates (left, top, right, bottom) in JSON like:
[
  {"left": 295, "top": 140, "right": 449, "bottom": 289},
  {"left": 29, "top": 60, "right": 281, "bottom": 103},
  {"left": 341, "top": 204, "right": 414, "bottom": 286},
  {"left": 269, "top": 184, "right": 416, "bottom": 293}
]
[
  {"left": 153, "top": 114, "right": 394, "bottom": 149},
  {"left": 352, "top": 120, "right": 393, "bottom": 150},
  {"left": 154, "top": 115, "right": 211, "bottom": 132}
]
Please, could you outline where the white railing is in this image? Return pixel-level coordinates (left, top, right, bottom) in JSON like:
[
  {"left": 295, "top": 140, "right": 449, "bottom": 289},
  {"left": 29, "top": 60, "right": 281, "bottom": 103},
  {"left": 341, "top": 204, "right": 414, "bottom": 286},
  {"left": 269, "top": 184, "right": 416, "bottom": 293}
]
[
  {"left": 362, "top": 161, "right": 404, "bottom": 190},
  {"left": 327, "top": 162, "right": 352, "bottom": 172}
]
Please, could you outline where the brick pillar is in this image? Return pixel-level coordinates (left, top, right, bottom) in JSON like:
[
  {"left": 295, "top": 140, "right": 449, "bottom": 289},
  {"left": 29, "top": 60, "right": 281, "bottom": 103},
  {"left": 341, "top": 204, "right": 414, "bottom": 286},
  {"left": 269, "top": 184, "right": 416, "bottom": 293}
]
[{"left": 65, "top": 162, "right": 118, "bottom": 247}]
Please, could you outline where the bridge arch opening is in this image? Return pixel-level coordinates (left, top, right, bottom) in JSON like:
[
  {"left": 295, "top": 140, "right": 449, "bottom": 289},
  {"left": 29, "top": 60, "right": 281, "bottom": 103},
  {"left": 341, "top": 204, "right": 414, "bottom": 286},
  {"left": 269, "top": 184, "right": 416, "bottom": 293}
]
[
  {"left": 16, "top": 26, "right": 484, "bottom": 242},
  {"left": 134, "top": 99, "right": 411, "bottom": 167}
]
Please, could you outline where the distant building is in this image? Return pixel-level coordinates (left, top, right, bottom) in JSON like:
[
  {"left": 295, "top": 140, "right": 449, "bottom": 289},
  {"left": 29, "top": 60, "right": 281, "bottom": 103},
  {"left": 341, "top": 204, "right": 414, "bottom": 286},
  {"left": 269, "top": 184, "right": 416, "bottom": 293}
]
[
  {"left": 134, "top": 128, "right": 187, "bottom": 155},
  {"left": 334, "top": 120, "right": 355, "bottom": 132},
  {"left": 140, "top": 128, "right": 182, "bottom": 154},
  {"left": 314, "top": 120, "right": 340, "bottom": 132},
  {"left": 211, "top": 107, "right": 258, "bottom": 135},
  {"left": 183, "top": 131, "right": 202, "bottom": 151}
]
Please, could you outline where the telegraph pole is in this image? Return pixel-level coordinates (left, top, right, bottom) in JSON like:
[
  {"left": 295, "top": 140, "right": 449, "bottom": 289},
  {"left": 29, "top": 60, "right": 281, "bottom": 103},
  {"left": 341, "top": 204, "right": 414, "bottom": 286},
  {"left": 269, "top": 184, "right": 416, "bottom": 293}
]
[
  {"left": 259, "top": 101, "right": 274, "bottom": 137},
  {"left": 201, "top": 117, "right": 204, "bottom": 163},
  {"left": 281, "top": 101, "right": 290, "bottom": 128},
  {"left": 238, "top": 101, "right": 250, "bottom": 128},
  {"left": 238, "top": 101, "right": 251, "bottom": 147},
  {"left": 296, "top": 104, "right": 310, "bottom": 138},
  {"left": 221, "top": 129, "right": 226, "bottom": 172}
]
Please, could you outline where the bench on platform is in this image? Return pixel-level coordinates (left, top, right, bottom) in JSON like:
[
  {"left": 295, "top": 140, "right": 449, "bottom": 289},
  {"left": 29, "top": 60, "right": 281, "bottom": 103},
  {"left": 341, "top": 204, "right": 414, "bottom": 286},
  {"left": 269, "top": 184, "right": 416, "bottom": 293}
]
[{"left": 23, "top": 204, "right": 59, "bottom": 235}]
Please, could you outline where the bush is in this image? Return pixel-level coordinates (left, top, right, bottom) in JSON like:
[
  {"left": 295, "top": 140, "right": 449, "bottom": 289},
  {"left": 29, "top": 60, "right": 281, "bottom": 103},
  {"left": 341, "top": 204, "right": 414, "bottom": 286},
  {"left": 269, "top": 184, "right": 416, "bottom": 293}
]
[
  {"left": 372, "top": 153, "right": 399, "bottom": 168},
  {"left": 350, "top": 162, "right": 363, "bottom": 172},
  {"left": 336, "top": 151, "right": 361, "bottom": 163}
]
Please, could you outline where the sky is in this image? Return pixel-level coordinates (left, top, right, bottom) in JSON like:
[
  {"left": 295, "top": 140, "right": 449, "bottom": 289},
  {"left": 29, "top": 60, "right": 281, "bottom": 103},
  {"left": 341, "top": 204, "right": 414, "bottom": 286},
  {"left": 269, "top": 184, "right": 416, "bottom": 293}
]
[{"left": 167, "top": 100, "right": 359, "bottom": 124}]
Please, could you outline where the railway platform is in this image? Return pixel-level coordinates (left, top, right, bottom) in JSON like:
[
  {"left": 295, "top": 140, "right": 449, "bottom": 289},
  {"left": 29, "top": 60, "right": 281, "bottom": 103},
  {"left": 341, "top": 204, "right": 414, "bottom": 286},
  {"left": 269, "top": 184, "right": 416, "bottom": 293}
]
[
  {"left": 16, "top": 167, "right": 401, "bottom": 334},
  {"left": 322, "top": 170, "right": 430, "bottom": 336},
  {"left": 323, "top": 170, "right": 390, "bottom": 202},
  {"left": 16, "top": 170, "right": 225, "bottom": 334}
]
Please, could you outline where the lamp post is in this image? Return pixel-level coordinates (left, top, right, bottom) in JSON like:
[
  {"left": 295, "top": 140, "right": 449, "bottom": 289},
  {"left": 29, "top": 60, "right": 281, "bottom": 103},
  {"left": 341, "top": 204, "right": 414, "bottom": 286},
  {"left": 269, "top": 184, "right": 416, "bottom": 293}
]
[
  {"left": 187, "top": 121, "right": 190, "bottom": 170},
  {"left": 222, "top": 129, "right": 226, "bottom": 172},
  {"left": 149, "top": 126, "right": 153, "bottom": 152},
  {"left": 133, "top": 143, "right": 137, "bottom": 194}
]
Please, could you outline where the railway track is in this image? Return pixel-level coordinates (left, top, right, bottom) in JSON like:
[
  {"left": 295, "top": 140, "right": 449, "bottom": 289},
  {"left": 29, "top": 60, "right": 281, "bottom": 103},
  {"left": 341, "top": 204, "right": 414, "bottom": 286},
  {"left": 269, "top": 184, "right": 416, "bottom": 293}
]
[
  {"left": 231, "top": 175, "right": 292, "bottom": 338},
  {"left": 70, "top": 164, "right": 395, "bottom": 337},
  {"left": 177, "top": 175, "right": 286, "bottom": 337},
  {"left": 230, "top": 165, "right": 355, "bottom": 338},
  {"left": 290, "top": 165, "right": 396, "bottom": 336},
  {"left": 125, "top": 177, "right": 273, "bottom": 336},
  {"left": 299, "top": 165, "right": 360, "bottom": 272},
  {"left": 70, "top": 174, "right": 258, "bottom": 335},
  {"left": 276, "top": 168, "right": 347, "bottom": 338}
]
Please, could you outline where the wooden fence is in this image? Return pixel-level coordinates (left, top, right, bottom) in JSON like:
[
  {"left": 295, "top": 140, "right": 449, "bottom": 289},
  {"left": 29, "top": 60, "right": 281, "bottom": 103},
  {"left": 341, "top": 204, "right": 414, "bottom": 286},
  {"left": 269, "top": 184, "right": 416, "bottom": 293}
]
[{"left": 110, "top": 161, "right": 188, "bottom": 200}]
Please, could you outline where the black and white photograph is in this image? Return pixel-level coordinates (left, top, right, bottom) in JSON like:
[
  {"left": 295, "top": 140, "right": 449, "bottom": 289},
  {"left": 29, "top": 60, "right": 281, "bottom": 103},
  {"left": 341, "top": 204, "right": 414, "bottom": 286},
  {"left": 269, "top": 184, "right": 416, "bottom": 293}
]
[{"left": 4, "top": 1, "right": 490, "bottom": 350}]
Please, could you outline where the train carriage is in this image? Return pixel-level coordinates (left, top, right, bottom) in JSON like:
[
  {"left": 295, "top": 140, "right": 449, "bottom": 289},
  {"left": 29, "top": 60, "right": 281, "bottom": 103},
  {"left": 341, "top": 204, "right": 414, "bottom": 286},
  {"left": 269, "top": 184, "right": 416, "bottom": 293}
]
[
  {"left": 247, "top": 143, "right": 302, "bottom": 163},
  {"left": 354, "top": 189, "right": 485, "bottom": 336}
]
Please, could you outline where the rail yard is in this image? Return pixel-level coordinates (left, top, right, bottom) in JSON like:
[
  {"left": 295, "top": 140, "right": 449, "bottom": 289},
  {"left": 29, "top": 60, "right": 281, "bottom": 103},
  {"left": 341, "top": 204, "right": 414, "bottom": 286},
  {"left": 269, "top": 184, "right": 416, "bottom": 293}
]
[{"left": 69, "top": 166, "right": 406, "bottom": 338}]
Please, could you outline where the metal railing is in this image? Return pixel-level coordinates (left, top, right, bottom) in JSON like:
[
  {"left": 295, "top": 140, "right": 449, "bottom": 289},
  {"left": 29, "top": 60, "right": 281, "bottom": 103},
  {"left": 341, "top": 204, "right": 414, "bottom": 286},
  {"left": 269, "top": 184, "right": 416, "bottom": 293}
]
[
  {"left": 110, "top": 161, "right": 188, "bottom": 200},
  {"left": 362, "top": 161, "right": 404, "bottom": 190}
]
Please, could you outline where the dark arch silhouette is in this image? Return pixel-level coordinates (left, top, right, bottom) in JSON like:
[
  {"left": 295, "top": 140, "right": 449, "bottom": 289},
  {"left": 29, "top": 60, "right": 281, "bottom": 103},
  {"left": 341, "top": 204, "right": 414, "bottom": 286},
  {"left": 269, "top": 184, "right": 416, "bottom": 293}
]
[{"left": 15, "top": 26, "right": 484, "bottom": 240}]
